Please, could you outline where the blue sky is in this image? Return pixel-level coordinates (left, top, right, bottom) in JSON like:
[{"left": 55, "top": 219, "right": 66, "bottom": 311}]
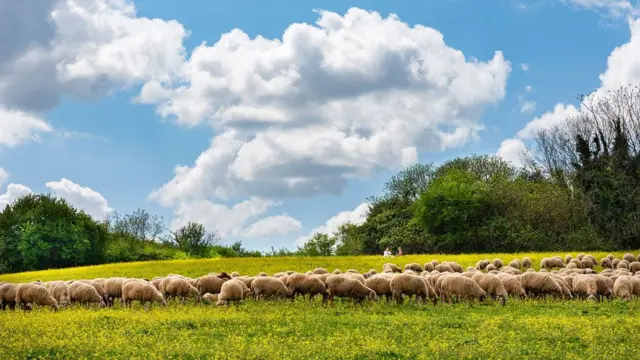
[{"left": 1, "top": 0, "right": 639, "bottom": 251}]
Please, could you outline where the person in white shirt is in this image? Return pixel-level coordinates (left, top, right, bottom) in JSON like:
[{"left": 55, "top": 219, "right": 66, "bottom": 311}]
[{"left": 383, "top": 247, "right": 393, "bottom": 257}]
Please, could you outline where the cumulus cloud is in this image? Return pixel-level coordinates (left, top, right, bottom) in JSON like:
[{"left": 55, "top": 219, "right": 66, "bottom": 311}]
[
  {"left": 0, "top": 183, "right": 33, "bottom": 210},
  {"left": 0, "top": 108, "right": 53, "bottom": 147},
  {"left": 296, "top": 202, "right": 370, "bottom": 246},
  {"left": 244, "top": 215, "right": 302, "bottom": 238},
  {"left": 0, "top": 168, "right": 8, "bottom": 187},
  {"left": 563, "top": 0, "right": 639, "bottom": 18},
  {"left": 520, "top": 100, "right": 537, "bottom": 113},
  {"left": 148, "top": 8, "right": 511, "bottom": 215},
  {"left": 496, "top": 138, "right": 528, "bottom": 167},
  {"left": 45, "top": 178, "right": 112, "bottom": 220}
]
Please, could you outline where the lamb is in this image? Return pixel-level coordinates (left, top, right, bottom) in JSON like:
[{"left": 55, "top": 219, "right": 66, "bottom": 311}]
[
  {"left": 521, "top": 257, "right": 532, "bottom": 269},
  {"left": 313, "top": 268, "right": 329, "bottom": 275},
  {"left": 195, "top": 273, "right": 230, "bottom": 295},
  {"left": 518, "top": 272, "right": 564, "bottom": 299},
  {"left": 217, "top": 279, "right": 252, "bottom": 306},
  {"left": 286, "top": 273, "right": 328, "bottom": 302},
  {"left": 435, "top": 263, "right": 453, "bottom": 273},
  {"left": 326, "top": 275, "right": 377, "bottom": 304},
  {"left": 508, "top": 259, "right": 521, "bottom": 269},
  {"left": 540, "top": 257, "right": 565, "bottom": 269},
  {"left": 122, "top": 280, "right": 166, "bottom": 308},
  {"left": 623, "top": 253, "right": 636, "bottom": 263},
  {"left": 15, "top": 283, "right": 59, "bottom": 311},
  {"left": 492, "top": 259, "right": 504, "bottom": 269},
  {"left": 496, "top": 273, "right": 526, "bottom": 299},
  {"left": 439, "top": 275, "right": 486, "bottom": 303},
  {"left": 250, "top": 277, "right": 291, "bottom": 300},
  {"left": 0, "top": 283, "right": 18, "bottom": 310},
  {"left": 364, "top": 275, "right": 393, "bottom": 302},
  {"left": 160, "top": 277, "right": 201, "bottom": 303},
  {"left": 572, "top": 275, "right": 598, "bottom": 300},
  {"left": 43, "top": 281, "right": 69, "bottom": 307},
  {"left": 613, "top": 276, "right": 633, "bottom": 300},
  {"left": 68, "top": 281, "right": 106, "bottom": 307},
  {"left": 404, "top": 263, "right": 423, "bottom": 273},
  {"left": 471, "top": 273, "right": 507, "bottom": 305},
  {"left": 389, "top": 273, "right": 436, "bottom": 305}
]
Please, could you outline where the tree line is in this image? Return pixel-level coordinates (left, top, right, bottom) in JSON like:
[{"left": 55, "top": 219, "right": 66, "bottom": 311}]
[{"left": 1, "top": 85, "right": 639, "bottom": 272}]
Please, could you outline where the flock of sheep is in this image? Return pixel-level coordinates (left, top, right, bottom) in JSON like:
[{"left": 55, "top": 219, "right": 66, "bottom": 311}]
[{"left": 1, "top": 252, "right": 640, "bottom": 312}]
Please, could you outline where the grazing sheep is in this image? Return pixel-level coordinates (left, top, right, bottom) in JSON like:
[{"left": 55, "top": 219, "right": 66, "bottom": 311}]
[
  {"left": 363, "top": 269, "right": 377, "bottom": 279},
  {"left": 383, "top": 263, "right": 402, "bottom": 273},
  {"left": 364, "top": 275, "right": 393, "bottom": 302},
  {"left": 272, "top": 272, "right": 286, "bottom": 277},
  {"left": 572, "top": 275, "right": 598, "bottom": 300},
  {"left": 576, "top": 253, "right": 585, "bottom": 260},
  {"left": 346, "top": 269, "right": 360, "bottom": 274},
  {"left": 404, "top": 263, "right": 423, "bottom": 273},
  {"left": 491, "top": 259, "right": 504, "bottom": 269},
  {"left": 606, "top": 254, "right": 615, "bottom": 261},
  {"left": 475, "top": 260, "right": 490, "bottom": 270},
  {"left": 435, "top": 263, "right": 453, "bottom": 273},
  {"left": 195, "top": 273, "right": 230, "bottom": 295},
  {"left": 567, "top": 263, "right": 578, "bottom": 269},
  {"left": 237, "top": 276, "right": 256, "bottom": 289},
  {"left": 278, "top": 275, "right": 289, "bottom": 286},
  {"left": 446, "top": 262, "right": 463, "bottom": 273},
  {"left": 485, "top": 264, "right": 497, "bottom": 272},
  {"left": 286, "top": 271, "right": 295, "bottom": 275},
  {"left": 312, "top": 267, "right": 329, "bottom": 275},
  {"left": 518, "top": 272, "right": 564, "bottom": 299},
  {"left": 15, "top": 283, "right": 58, "bottom": 311},
  {"left": 581, "top": 258, "right": 594, "bottom": 269},
  {"left": 345, "top": 272, "right": 366, "bottom": 284},
  {"left": 312, "top": 273, "right": 330, "bottom": 284},
  {"left": 614, "top": 276, "right": 633, "bottom": 300},
  {"left": 326, "top": 275, "right": 377, "bottom": 304},
  {"left": 471, "top": 273, "right": 507, "bottom": 305},
  {"left": 230, "top": 272, "right": 240, "bottom": 278},
  {"left": 623, "top": 253, "right": 636, "bottom": 263},
  {"left": 258, "top": 272, "right": 268, "bottom": 277},
  {"left": 521, "top": 257, "right": 532, "bottom": 269},
  {"left": 0, "top": 283, "right": 18, "bottom": 310},
  {"left": 68, "top": 281, "right": 106, "bottom": 307},
  {"left": 202, "top": 293, "right": 218, "bottom": 304},
  {"left": 160, "top": 277, "right": 201, "bottom": 303},
  {"left": 612, "top": 259, "right": 621, "bottom": 268},
  {"left": 508, "top": 259, "right": 521, "bottom": 269},
  {"left": 332, "top": 269, "right": 342, "bottom": 274},
  {"left": 251, "top": 277, "right": 291, "bottom": 300},
  {"left": 423, "top": 263, "right": 435, "bottom": 272},
  {"left": 217, "top": 279, "right": 252, "bottom": 306},
  {"left": 122, "top": 280, "right": 166, "bottom": 308},
  {"left": 564, "top": 254, "right": 572, "bottom": 264},
  {"left": 78, "top": 280, "right": 108, "bottom": 304},
  {"left": 496, "top": 273, "right": 526, "bottom": 299},
  {"left": 104, "top": 277, "right": 129, "bottom": 306},
  {"left": 540, "top": 257, "right": 565, "bottom": 269},
  {"left": 617, "top": 261, "right": 629, "bottom": 270},
  {"left": 43, "top": 281, "right": 69, "bottom": 307},
  {"left": 440, "top": 275, "right": 486, "bottom": 303},
  {"left": 600, "top": 258, "right": 612, "bottom": 269},
  {"left": 305, "top": 271, "right": 313, "bottom": 275},
  {"left": 390, "top": 273, "right": 436, "bottom": 305},
  {"left": 629, "top": 262, "right": 640, "bottom": 274},
  {"left": 286, "top": 273, "right": 328, "bottom": 302}
]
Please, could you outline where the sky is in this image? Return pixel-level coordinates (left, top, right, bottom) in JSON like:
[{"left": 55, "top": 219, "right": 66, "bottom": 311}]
[{"left": 1, "top": 0, "right": 639, "bottom": 251}]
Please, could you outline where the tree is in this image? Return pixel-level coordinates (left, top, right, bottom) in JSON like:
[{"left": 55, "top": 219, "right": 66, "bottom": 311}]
[
  {"left": 107, "top": 208, "right": 166, "bottom": 243},
  {"left": 334, "top": 223, "right": 364, "bottom": 256},
  {"left": 172, "top": 222, "right": 219, "bottom": 257},
  {"left": 296, "top": 233, "right": 336, "bottom": 256}
]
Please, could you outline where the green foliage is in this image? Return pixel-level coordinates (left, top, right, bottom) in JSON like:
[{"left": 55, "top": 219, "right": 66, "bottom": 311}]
[
  {"left": 171, "top": 222, "right": 220, "bottom": 257},
  {"left": 297, "top": 233, "right": 336, "bottom": 256}
]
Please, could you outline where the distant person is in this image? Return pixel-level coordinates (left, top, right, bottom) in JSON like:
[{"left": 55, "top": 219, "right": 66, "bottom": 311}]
[
  {"left": 397, "top": 247, "right": 403, "bottom": 256},
  {"left": 383, "top": 247, "right": 393, "bottom": 257}
]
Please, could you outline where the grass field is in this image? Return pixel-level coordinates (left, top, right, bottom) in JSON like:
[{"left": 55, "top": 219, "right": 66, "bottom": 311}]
[{"left": 1, "top": 251, "right": 640, "bottom": 359}]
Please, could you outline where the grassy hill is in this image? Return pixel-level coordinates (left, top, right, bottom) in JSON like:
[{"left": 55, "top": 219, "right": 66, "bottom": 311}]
[{"left": 1, "top": 251, "right": 639, "bottom": 359}]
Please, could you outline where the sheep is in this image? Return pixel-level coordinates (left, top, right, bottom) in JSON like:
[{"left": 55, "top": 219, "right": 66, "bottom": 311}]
[
  {"left": 612, "top": 259, "right": 621, "bottom": 268},
  {"left": 576, "top": 253, "right": 585, "bottom": 260},
  {"left": 580, "top": 258, "right": 594, "bottom": 269},
  {"left": 614, "top": 276, "right": 633, "bottom": 300},
  {"left": 521, "top": 257, "right": 532, "bottom": 269},
  {"left": 122, "top": 280, "right": 166, "bottom": 308},
  {"left": 445, "top": 262, "right": 463, "bottom": 273},
  {"left": 332, "top": 269, "right": 341, "bottom": 274},
  {"left": 305, "top": 271, "right": 313, "bottom": 275},
  {"left": 617, "top": 261, "right": 629, "bottom": 270},
  {"left": 564, "top": 254, "right": 572, "bottom": 264},
  {"left": 471, "top": 273, "right": 507, "bottom": 305},
  {"left": 518, "top": 272, "right": 564, "bottom": 299},
  {"left": 230, "top": 272, "right": 240, "bottom": 278},
  {"left": 326, "top": 275, "right": 377, "bottom": 304},
  {"left": 195, "top": 273, "right": 230, "bottom": 295},
  {"left": 160, "top": 277, "right": 201, "bottom": 303},
  {"left": 258, "top": 272, "right": 268, "bottom": 277},
  {"left": 43, "top": 281, "right": 69, "bottom": 307},
  {"left": 383, "top": 263, "right": 402, "bottom": 273},
  {"left": 237, "top": 276, "right": 256, "bottom": 289},
  {"left": 439, "top": 275, "right": 486, "bottom": 303},
  {"left": 628, "top": 262, "right": 640, "bottom": 273},
  {"left": 15, "top": 283, "right": 59, "bottom": 311},
  {"left": 68, "top": 281, "right": 106, "bottom": 307},
  {"left": 286, "top": 271, "right": 295, "bottom": 275},
  {"left": 312, "top": 273, "right": 330, "bottom": 284},
  {"left": 346, "top": 269, "right": 360, "bottom": 274},
  {"left": 364, "top": 275, "right": 393, "bottom": 302},
  {"left": 345, "top": 272, "right": 366, "bottom": 284},
  {"left": 78, "top": 279, "right": 108, "bottom": 304},
  {"left": 286, "top": 273, "right": 328, "bottom": 302},
  {"left": 404, "top": 263, "right": 423, "bottom": 273},
  {"left": 389, "top": 273, "right": 436, "bottom": 305},
  {"left": 568, "top": 259, "right": 582, "bottom": 268},
  {"left": 485, "top": 264, "right": 497, "bottom": 272},
  {"left": 272, "top": 272, "right": 286, "bottom": 277},
  {"left": 217, "top": 279, "right": 251, "bottom": 306},
  {"left": 363, "top": 269, "right": 377, "bottom": 279},
  {"left": 508, "top": 259, "right": 521, "bottom": 269},
  {"left": 600, "top": 258, "right": 612, "bottom": 269},
  {"left": 435, "top": 263, "right": 453, "bottom": 273},
  {"left": 566, "top": 263, "right": 578, "bottom": 270},
  {"left": 623, "top": 253, "right": 636, "bottom": 263},
  {"left": 496, "top": 273, "right": 526, "bottom": 299},
  {"left": 202, "top": 293, "right": 218, "bottom": 304},
  {"left": 475, "top": 260, "right": 490, "bottom": 270},
  {"left": 423, "top": 263, "right": 435, "bottom": 272},
  {"left": 571, "top": 275, "right": 598, "bottom": 300},
  {"left": 540, "top": 257, "right": 565, "bottom": 269},
  {"left": 250, "top": 277, "right": 291, "bottom": 300},
  {"left": 430, "top": 260, "right": 439, "bottom": 267},
  {"left": 0, "top": 283, "right": 18, "bottom": 310},
  {"left": 104, "top": 277, "right": 129, "bottom": 306},
  {"left": 490, "top": 259, "right": 503, "bottom": 269}
]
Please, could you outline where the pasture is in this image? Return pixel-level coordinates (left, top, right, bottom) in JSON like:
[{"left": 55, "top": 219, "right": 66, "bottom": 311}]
[{"left": 1, "top": 252, "right": 639, "bottom": 359}]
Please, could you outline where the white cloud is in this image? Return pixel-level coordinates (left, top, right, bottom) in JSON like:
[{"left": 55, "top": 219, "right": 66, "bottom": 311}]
[
  {"left": 0, "top": 108, "right": 53, "bottom": 147},
  {"left": 520, "top": 63, "right": 529, "bottom": 71},
  {"left": 520, "top": 100, "right": 537, "bottom": 113},
  {"left": 45, "top": 178, "right": 112, "bottom": 220},
  {"left": 148, "top": 7, "right": 511, "bottom": 214},
  {"left": 0, "top": 168, "right": 8, "bottom": 187},
  {"left": 244, "top": 215, "right": 302, "bottom": 238},
  {"left": 0, "top": 183, "right": 33, "bottom": 210},
  {"left": 296, "top": 202, "right": 369, "bottom": 246},
  {"left": 525, "top": 85, "right": 534, "bottom": 92},
  {"left": 563, "top": 0, "right": 639, "bottom": 18},
  {"left": 518, "top": 103, "right": 580, "bottom": 138},
  {"left": 0, "top": 0, "right": 188, "bottom": 112},
  {"left": 496, "top": 138, "right": 528, "bottom": 167}
]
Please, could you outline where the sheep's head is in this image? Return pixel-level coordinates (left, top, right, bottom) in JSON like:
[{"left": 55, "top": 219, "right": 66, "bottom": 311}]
[
  {"left": 285, "top": 291, "right": 294, "bottom": 299},
  {"left": 368, "top": 290, "right": 377, "bottom": 301},
  {"left": 217, "top": 272, "right": 232, "bottom": 280}
]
